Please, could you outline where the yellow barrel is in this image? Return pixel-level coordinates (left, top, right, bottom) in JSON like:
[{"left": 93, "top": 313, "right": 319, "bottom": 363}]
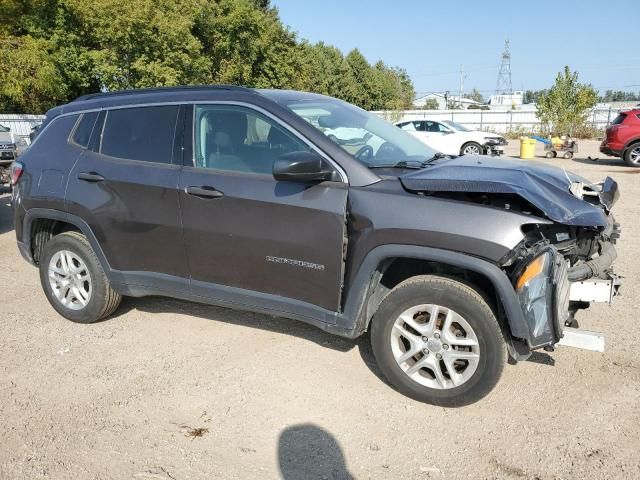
[{"left": 520, "top": 137, "right": 536, "bottom": 159}]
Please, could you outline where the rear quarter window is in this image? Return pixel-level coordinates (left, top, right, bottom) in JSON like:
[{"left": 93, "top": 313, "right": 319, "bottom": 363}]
[
  {"left": 611, "top": 113, "right": 627, "bottom": 125},
  {"left": 100, "top": 106, "right": 179, "bottom": 164},
  {"left": 70, "top": 112, "right": 99, "bottom": 148}
]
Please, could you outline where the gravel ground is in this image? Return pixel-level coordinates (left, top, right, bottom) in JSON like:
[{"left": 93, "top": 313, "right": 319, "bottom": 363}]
[{"left": 1, "top": 140, "right": 638, "bottom": 479}]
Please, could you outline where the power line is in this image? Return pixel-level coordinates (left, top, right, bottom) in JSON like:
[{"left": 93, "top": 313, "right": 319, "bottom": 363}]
[{"left": 409, "top": 65, "right": 496, "bottom": 78}]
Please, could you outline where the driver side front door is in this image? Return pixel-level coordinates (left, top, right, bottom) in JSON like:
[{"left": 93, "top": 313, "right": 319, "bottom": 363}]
[{"left": 178, "top": 104, "right": 349, "bottom": 313}]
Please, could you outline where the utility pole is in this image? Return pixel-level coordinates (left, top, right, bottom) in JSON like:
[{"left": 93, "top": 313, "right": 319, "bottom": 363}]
[{"left": 459, "top": 64, "right": 464, "bottom": 108}]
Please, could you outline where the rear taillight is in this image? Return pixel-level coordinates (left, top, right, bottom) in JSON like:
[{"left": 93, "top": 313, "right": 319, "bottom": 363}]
[{"left": 10, "top": 161, "right": 24, "bottom": 186}]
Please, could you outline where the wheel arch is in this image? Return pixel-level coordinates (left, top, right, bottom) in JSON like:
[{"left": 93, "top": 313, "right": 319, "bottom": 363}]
[
  {"left": 22, "top": 209, "right": 111, "bottom": 274},
  {"left": 343, "top": 245, "right": 531, "bottom": 354},
  {"left": 623, "top": 137, "right": 640, "bottom": 153}
]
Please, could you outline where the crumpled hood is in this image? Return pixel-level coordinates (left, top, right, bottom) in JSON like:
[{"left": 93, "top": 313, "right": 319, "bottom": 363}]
[{"left": 399, "top": 155, "right": 618, "bottom": 227}]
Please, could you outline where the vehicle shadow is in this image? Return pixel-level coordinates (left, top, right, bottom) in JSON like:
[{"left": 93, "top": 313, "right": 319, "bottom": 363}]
[
  {"left": 0, "top": 191, "right": 14, "bottom": 235},
  {"left": 355, "top": 331, "right": 393, "bottom": 388},
  {"left": 571, "top": 157, "right": 622, "bottom": 167},
  {"left": 278, "top": 423, "right": 354, "bottom": 480},
  {"left": 119, "top": 296, "right": 357, "bottom": 353}
]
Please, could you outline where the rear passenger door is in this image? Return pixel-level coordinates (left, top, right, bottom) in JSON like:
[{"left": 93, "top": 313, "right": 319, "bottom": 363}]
[
  {"left": 178, "top": 104, "right": 348, "bottom": 312},
  {"left": 66, "top": 105, "right": 189, "bottom": 280}
]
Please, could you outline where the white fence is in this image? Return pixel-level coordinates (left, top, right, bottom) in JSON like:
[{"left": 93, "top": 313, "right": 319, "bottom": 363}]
[
  {"left": 0, "top": 114, "right": 45, "bottom": 145},
  {"left": 373, "top": 106, "right": 629, "bottom": 134}
]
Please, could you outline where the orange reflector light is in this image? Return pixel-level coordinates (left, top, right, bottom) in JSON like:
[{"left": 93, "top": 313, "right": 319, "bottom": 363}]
[{"left": 516, "top": 255, "right": 546, "bottom": 290}]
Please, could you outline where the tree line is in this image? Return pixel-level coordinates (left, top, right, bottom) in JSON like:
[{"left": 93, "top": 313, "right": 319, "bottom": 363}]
[
  {"left": 524, "top": 88, "right": 640, "bottom": 105},
  {"left": 0, "top": 0, "right": 415, "bottom": 114}
]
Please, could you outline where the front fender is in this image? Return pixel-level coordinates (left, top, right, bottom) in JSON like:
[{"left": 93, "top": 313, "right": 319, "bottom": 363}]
[{"left": 339, "top": 244, "right": 531, "bottom": 351}]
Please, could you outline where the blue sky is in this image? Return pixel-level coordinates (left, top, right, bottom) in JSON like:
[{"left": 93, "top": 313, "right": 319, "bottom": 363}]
[{"left": 272, "top": 0, "right": 640, "bottom": 97}]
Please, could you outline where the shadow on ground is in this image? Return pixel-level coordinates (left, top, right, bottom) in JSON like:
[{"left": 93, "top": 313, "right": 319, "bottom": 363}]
[
  {"left": 278, "top": 424, "right": 354, "bottom": 480},
  {"left": 571, "top": 157, "right": 623, "bottom": 167},
  {"left": 121, "top": 296, "right": 359, "bottom": 354},
  {"left": 0, "top": 191, "right": 14, "bottom": 235}
]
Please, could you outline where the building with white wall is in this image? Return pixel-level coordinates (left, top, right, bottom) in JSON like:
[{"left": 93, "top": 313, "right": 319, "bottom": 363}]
[{"left": 413, "top": 93, "right": 482, "bottom": 110}]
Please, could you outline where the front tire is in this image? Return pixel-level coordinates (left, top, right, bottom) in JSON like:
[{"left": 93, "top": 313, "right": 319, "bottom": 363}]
[
  {"left": 370, "top": 275, "right": 506, "bottom": 407},
  {"left": 460, "top": 142, "right": 483, "bottom": 156},
  {"left": 39, "top": 231, "right": 122, "bottom": 323}
]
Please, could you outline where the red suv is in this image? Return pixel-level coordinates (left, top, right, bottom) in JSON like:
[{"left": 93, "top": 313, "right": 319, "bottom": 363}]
[{"left": 600, "top": 109, "right": 640, "bottom": 166}]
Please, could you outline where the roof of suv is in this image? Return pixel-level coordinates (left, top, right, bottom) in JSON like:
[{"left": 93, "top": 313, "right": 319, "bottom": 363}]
[
  {"left": 71, "top": 84, "right": 254, "bottom": 103},
  {"left": 46, "top": 85, "right": 334, "bottom": 119}
]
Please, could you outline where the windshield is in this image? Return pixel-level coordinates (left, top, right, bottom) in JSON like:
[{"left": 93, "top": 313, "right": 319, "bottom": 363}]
[
  {"left": 281, "top": 98, "right": 438, "bottom": 166},
  {"left": 442, "top": 120, "right": 472, "bottom": 132}
]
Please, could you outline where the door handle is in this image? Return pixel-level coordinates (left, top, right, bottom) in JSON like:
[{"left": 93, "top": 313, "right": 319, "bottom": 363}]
[
  {"left": 77, "top": 172, "right": 105, "bottom": 182},
  {"left": 185, "top": 186, "right": 224, "bottom": 199}
]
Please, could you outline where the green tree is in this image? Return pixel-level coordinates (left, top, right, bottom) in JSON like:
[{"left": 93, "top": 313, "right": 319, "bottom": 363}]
[
  {"left": 195, "top": 0, "right": 303, "bottom": 89},
  {"left": 464, "top": 88, "right": 484, "bottom": 103},
  {"left": 422, "top": 98, "right": 439, "bottom": 110},
  {"left": 298, "top": 42, "right": 357, "bottom": 100},
  {"left": 0, "top": 0, "right": 416, "bottom": 113},
  {"left": 345, "top": 49, "right": 374, "bottom": 109},
  {"left": 523, "top": 90, "right": 546, "bottom": 104},
  {"left": 0, "top": 35, "right": 66, "bottom": 113},
  {"left": 78, "top": 0, "right": 211, "bottom": 91},
  {"left": 598, "top": 90, "right": 640, "bottom": 102},
  {"left": 536, "top": 66, "right": 597, "bottom": 135}
]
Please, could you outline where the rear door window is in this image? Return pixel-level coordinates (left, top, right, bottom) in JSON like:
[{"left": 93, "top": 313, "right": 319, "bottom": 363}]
[
  {"left": 399, "top": 122, "right": 416, "bottom": 131},
  {"left": 100, "top": 106, "right": 179, "bottom": 164}
]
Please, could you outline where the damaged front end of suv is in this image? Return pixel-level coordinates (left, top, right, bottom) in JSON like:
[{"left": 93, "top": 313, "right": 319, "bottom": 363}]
[{"left": 400, "top": 156, "right": 621, "bottom": 355}]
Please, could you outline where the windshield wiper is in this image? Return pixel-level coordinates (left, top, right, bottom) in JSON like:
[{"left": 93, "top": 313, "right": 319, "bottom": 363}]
[
  {"left": 368, "top": 154, "right": 457, "bottom": 170},
  {"left": 422, "top": 152, "right": 456, "bottom": 164},
  {"left": 367, "top": 161, "right": 423, "bottom": 169}
]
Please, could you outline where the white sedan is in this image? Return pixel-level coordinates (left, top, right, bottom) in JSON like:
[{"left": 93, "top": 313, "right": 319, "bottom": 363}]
[{"left": 395, "top": 119, "right": 507, "bottom": 156}]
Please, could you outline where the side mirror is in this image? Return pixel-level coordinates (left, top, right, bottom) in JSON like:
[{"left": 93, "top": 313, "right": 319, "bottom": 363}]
[
  {"left": 273, "top": 151, "right": 337, "bottom": 183},
  {"left": 442, "top": 130, "right": 454, "bottom": 135}
]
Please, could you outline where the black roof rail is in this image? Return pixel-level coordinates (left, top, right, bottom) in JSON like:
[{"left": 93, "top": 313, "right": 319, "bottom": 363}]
[{"left": 72, "top": 84, "right": 255, "bottom": 102}]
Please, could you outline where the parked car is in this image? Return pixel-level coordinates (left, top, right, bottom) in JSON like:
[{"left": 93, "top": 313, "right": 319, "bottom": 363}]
[
  {"left": 12, "top": 86, "right": 621, "bottom": 406},
  {"left": 395, "top": 119, "right": 507, "bottom": 156},
  {"left": 0, "top": 124, "right": 18, "bottom": 185},
  {"left": 600, "top": 109, "right": 640, "bottom": 166}
]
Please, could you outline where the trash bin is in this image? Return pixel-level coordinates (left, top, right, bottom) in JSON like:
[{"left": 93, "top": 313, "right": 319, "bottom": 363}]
[{"left": 520, "top": 137, "right": 536, "bottom": 159}]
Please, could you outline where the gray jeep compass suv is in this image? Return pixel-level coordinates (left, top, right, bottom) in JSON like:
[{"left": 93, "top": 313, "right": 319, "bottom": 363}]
[{"left": 12, "top": 86, "right": 621, "bottom": 406}]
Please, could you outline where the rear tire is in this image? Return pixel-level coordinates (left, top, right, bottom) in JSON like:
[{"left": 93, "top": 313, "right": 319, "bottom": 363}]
[
  {"left": 39, "top": 231, "right": 122, "bottom": 323},
  {"left": 370, "top": 275, "right": 506, "bottom": 407},
  {"left": 623, "top": 142, "right": 640, "bottom": 167}
]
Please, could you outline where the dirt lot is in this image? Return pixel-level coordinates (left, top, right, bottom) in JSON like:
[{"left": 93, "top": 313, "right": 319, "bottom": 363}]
[{"left": 1, "top": 140, "right": 639, "bottom": 479}]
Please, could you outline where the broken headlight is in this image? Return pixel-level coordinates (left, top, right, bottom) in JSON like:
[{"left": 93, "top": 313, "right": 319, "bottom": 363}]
[{"left": 516, "top": 250, "right": 570, "bottom": 347}]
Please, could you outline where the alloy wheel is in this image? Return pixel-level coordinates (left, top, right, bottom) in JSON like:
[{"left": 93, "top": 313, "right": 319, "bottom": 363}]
[
  {"left": 630, "top": 146, "right": 640, "bottom": 164},
  {"left": 463, "top": 144, "right": 481, "bottom": 155},
  {"left": 390, "top": 304, "right": 480, "bottom": 389},
  {"left": 48, "top": 250, "right": 92, "bottom": 310}
]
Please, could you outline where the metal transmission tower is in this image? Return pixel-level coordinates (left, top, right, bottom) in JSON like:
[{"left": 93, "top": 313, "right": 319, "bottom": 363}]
[{"left": 495, "top": 39, "right": 513, "bottom": 95}]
